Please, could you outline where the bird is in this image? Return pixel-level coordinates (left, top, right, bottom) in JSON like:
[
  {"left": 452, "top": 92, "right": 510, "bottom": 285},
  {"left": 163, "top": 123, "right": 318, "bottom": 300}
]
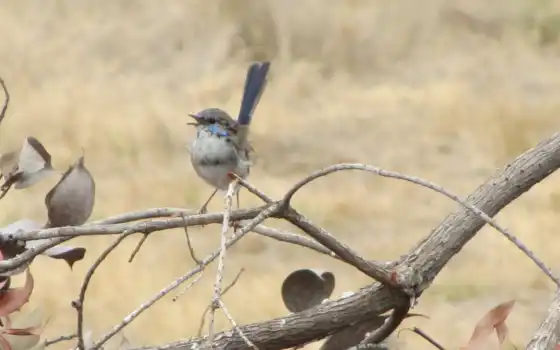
[{"left": 187, "top": 61, "right": 271, "bottom": 214}]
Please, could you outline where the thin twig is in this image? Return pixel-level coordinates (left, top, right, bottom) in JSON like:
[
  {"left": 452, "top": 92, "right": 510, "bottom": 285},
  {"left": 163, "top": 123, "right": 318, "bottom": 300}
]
[
  {"left": 127, "top": 234, "right": 148, "bottom": 263},
  {"left": 398, "top": 327, "right": 446, "bottom": 350},
  {"left": 100, "top": 133, "right": 560, "bottom": 350},
  {"left": 281, "top": 163, "right": 560, "bottom": 288},
  {"left": 198, "top": 268, "right": 245, "bottom": 336},
  {"left": 75, "top": 229, "right": 137, "bottom": 350},
  {"left": 231, "top": 174, "right": 273, "bottom": 203},
  {"left": 171, "top": 269, "right": 204, "bottom": 302},
  {"left": 251, "top": 225, "right": 338, "bottom": 260},
  {"left": 218, "top": 299, "right": 258, "bottom": 349},
  {"left": 0, "top": 76, "right": 10, "bottom": 126},
  {"left": 43, "top": 333, "right": 77, "bottom": 347},
  {"left": 91, "top": 272, "right": 204, "bottom": 350},
  {"left": 182, "top": 215, "right": 202, "bottom": 265},
  {"left": 207, "top": 179, "right": 238, "bottom": 346},
  {"left": 0, "top": 207, "right": 268, "bottom": 273},
  {"left": 92, "top": 203, "right": 280, "bottom": 350}
]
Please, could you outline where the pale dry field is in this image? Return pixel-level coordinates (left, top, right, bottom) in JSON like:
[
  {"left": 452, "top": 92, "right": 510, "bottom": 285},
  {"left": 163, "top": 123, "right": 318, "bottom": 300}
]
[{"left": 0, "top": 0, "right": 560, "bottom": 349}]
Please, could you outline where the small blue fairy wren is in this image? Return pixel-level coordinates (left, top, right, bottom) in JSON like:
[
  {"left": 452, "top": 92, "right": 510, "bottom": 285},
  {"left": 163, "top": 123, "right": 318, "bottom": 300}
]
[{"left": 187, "top": 61, "right": 271, "bottom": 213}]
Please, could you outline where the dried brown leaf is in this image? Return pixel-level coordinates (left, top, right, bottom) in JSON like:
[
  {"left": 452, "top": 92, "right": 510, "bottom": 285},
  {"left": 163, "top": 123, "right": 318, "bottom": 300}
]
[
  {"left": 0, "top": 270, "right": 34, "bottom": 317},
  {"left": 13, "top": 137, "right": 55, "bottom": 190},
  {"left": 461, "top": 300, "right": 515, "bottom": 350},
  {"left": 281, "top": 268, "right": 335, "bottom": 313},
  {"left": 45, "top": 155, "right": 95, "bottom": 228},
  {"left": 0, "top": 220, "right": 86, "bottom": 270},
  {"left": 0, "top": 137, "right": 56, "bottom": 196},
  {"left": 0, "top": 334, "right": 12, "bottom": 350}
]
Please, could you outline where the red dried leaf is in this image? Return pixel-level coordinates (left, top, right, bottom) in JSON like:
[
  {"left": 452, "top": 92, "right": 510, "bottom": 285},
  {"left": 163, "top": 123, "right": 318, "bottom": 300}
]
[
  {"left": 2, "top": 325, "right": 42, "bottom": 337},
  {"left": 461, "top": 300, "right": 515, "bottom": 350},
  {"left": 0, "top": 270, "right": 34, "bottom": 317},
  {"left": 0, "top": 280, "right": 8, "bottom": 292},
  {"left": 0, "top": 334, "right": 12, "bottom": 350}
]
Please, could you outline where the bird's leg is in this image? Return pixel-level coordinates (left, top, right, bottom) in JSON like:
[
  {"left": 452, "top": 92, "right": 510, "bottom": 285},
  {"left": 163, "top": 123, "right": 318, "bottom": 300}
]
[{"left": 198, "top": 188, "right": 218, "bottom": 214}]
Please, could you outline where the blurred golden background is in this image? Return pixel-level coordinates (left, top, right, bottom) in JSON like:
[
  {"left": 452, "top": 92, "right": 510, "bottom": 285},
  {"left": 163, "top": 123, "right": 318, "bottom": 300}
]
[{"left": 0, "top": 0, "right": 560, "bottom": 348}]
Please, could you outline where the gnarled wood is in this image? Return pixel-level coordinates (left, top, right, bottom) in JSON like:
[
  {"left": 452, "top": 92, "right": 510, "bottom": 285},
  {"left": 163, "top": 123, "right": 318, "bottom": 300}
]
[
  {"left": 527, "top": 289, "right": 560, "bottom": 350},
  {"left": 129, "top": 134, "right": 560, "bottom": 349}
]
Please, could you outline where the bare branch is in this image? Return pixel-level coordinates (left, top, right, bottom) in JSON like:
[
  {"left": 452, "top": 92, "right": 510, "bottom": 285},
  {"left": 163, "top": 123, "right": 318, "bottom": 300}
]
[
  {"left": 251, "top": 225, "right": 339, "bottom": 260},
  {"left": 527, "top": 289, "right": 560, "bottom": 350},
  {"left": 208, "top": 180, "right": 238, "bottom": 346},
  {"left": 5, "top": 207, "right": 267, "bottom": 242},
  {"left": 74, "top": 229, "right": 136, "bottom": 350},
  {"left": 44, "top": 333, "right": 77, "bottom": 347},
  {"left": 127, "top": 234, "right": 148, "bottom": 263},
  {"left": 182, "top": 219, "right": 202, "bottom": 265},
  {"left": 99, "top": 208, "right": 195, "bottom": 225},
  {"left": 0, "top": 206, "right": 268, "bottom": 273},
  {"left": 232, "top": 174, "right": 274, "bottom": 203},
  {"left": 286, "top": 209, "right": 395, "bottom": 286},
  {"left": 359, "top": 298, "right": 411, "bottom": 345},
  {"left": 92, "top": 203, "right": 281, "bottom": 349},
  {"left": 92, "top": 273, "right": 204, "bottom": 350},
  {"left": 397, "top": 133, "right": 560, "bottom": 294},
  {"left": 218, "top": 299, "right": 258, "bottom": 350},
  {"left": 282, "top": 162, "right": 560, "bottom": 288},
  {"left": 198, "top": 269, "right": 245, "bottom": 336},
  {"left": 128, "top": 133, "right": 560, "bottom": 350},
  {"left": 399, "top": 327, "right": 446, "bottom": 350}
]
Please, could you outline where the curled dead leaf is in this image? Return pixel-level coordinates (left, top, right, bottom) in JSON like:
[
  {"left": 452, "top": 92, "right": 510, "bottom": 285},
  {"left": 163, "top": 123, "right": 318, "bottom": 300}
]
[
  {"left": 0, "top": 269, "right": 34, "bottom": 318},
  {"left": 45, "top": 154, "right": 95, "bottom": 228},
  {"left": 0, "top": 219, "right": 87, "bottom": 271},
  {"left": 281, "top": 268, "right": 335, "bottom": 313},
  {"left": 0, "top": 137, "right": 56, "bottom": 199},
  {"left": 0, "top": 307, "right": 49, "bottom": 350},
  {"left": 461, "top": 300, "right": 516, "bottom": 350}
]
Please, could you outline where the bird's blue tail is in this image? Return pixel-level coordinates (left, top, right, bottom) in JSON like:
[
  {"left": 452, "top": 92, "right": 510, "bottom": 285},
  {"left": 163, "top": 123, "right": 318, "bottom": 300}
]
[{"left": 237, "top": 61, "right": 271, "bottom": 126}]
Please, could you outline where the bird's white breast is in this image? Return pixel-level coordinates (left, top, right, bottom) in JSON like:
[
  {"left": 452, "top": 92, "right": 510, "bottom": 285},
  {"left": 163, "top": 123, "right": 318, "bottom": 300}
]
[{"left": 189, "top": 128, "right": 249, "bottom": 190}]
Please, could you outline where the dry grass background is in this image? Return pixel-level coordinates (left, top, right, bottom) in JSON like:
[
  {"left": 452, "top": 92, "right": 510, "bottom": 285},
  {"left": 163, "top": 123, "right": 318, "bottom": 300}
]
[{"left": 0, "top": 0, "right": 560, "bottom": 348}]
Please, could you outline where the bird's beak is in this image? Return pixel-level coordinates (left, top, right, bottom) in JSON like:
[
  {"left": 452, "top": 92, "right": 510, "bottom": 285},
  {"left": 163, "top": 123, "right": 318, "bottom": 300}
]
[{"left": 186, "top": 113, "right": 199, "bottom": 126}]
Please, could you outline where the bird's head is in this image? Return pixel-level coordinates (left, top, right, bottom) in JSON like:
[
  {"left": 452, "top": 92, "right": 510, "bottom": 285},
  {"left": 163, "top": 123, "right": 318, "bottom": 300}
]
[{"left": 187, "top": 108, "right": 237, "bottom": 129}]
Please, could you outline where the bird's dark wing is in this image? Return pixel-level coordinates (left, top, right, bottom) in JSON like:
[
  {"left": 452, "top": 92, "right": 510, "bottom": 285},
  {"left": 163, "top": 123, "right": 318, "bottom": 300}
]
[{"left": 237, "top": 61, "right": 271, "bottom": 126}]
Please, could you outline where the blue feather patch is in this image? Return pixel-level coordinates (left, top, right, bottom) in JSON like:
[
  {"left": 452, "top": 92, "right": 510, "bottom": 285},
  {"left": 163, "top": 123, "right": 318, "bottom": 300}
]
[{"left": 207, "top": 124, "right": 230, "bottom": 137}]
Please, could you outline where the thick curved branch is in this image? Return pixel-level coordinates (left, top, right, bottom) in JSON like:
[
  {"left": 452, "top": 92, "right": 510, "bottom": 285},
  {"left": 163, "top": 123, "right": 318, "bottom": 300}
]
[
  {"left": 282, "top": 209, "right": 395, "bottom": 287},
  {"left": 359, "top": 298, "right": 411, "bottom": 345},
  {"left": 0, "top": 207, "right": 268, "bottom": 273},
  {"left": 91, "top": 203, "right": 283, "bottom": 350},
  {"left": 397, "top": 132, "right": 560, "bottom": 294},
  {"left": 137, "top": 285, "right": 405, "bottom": 350},
  {"left": 281, "top": 161, "right": 560, "bottom": 288},
  {"left": 526, "top": 289, "right": 560, "bottom": 350},
  {"left": 128, "top": 133, "right": 560, "bottom": 350}
]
